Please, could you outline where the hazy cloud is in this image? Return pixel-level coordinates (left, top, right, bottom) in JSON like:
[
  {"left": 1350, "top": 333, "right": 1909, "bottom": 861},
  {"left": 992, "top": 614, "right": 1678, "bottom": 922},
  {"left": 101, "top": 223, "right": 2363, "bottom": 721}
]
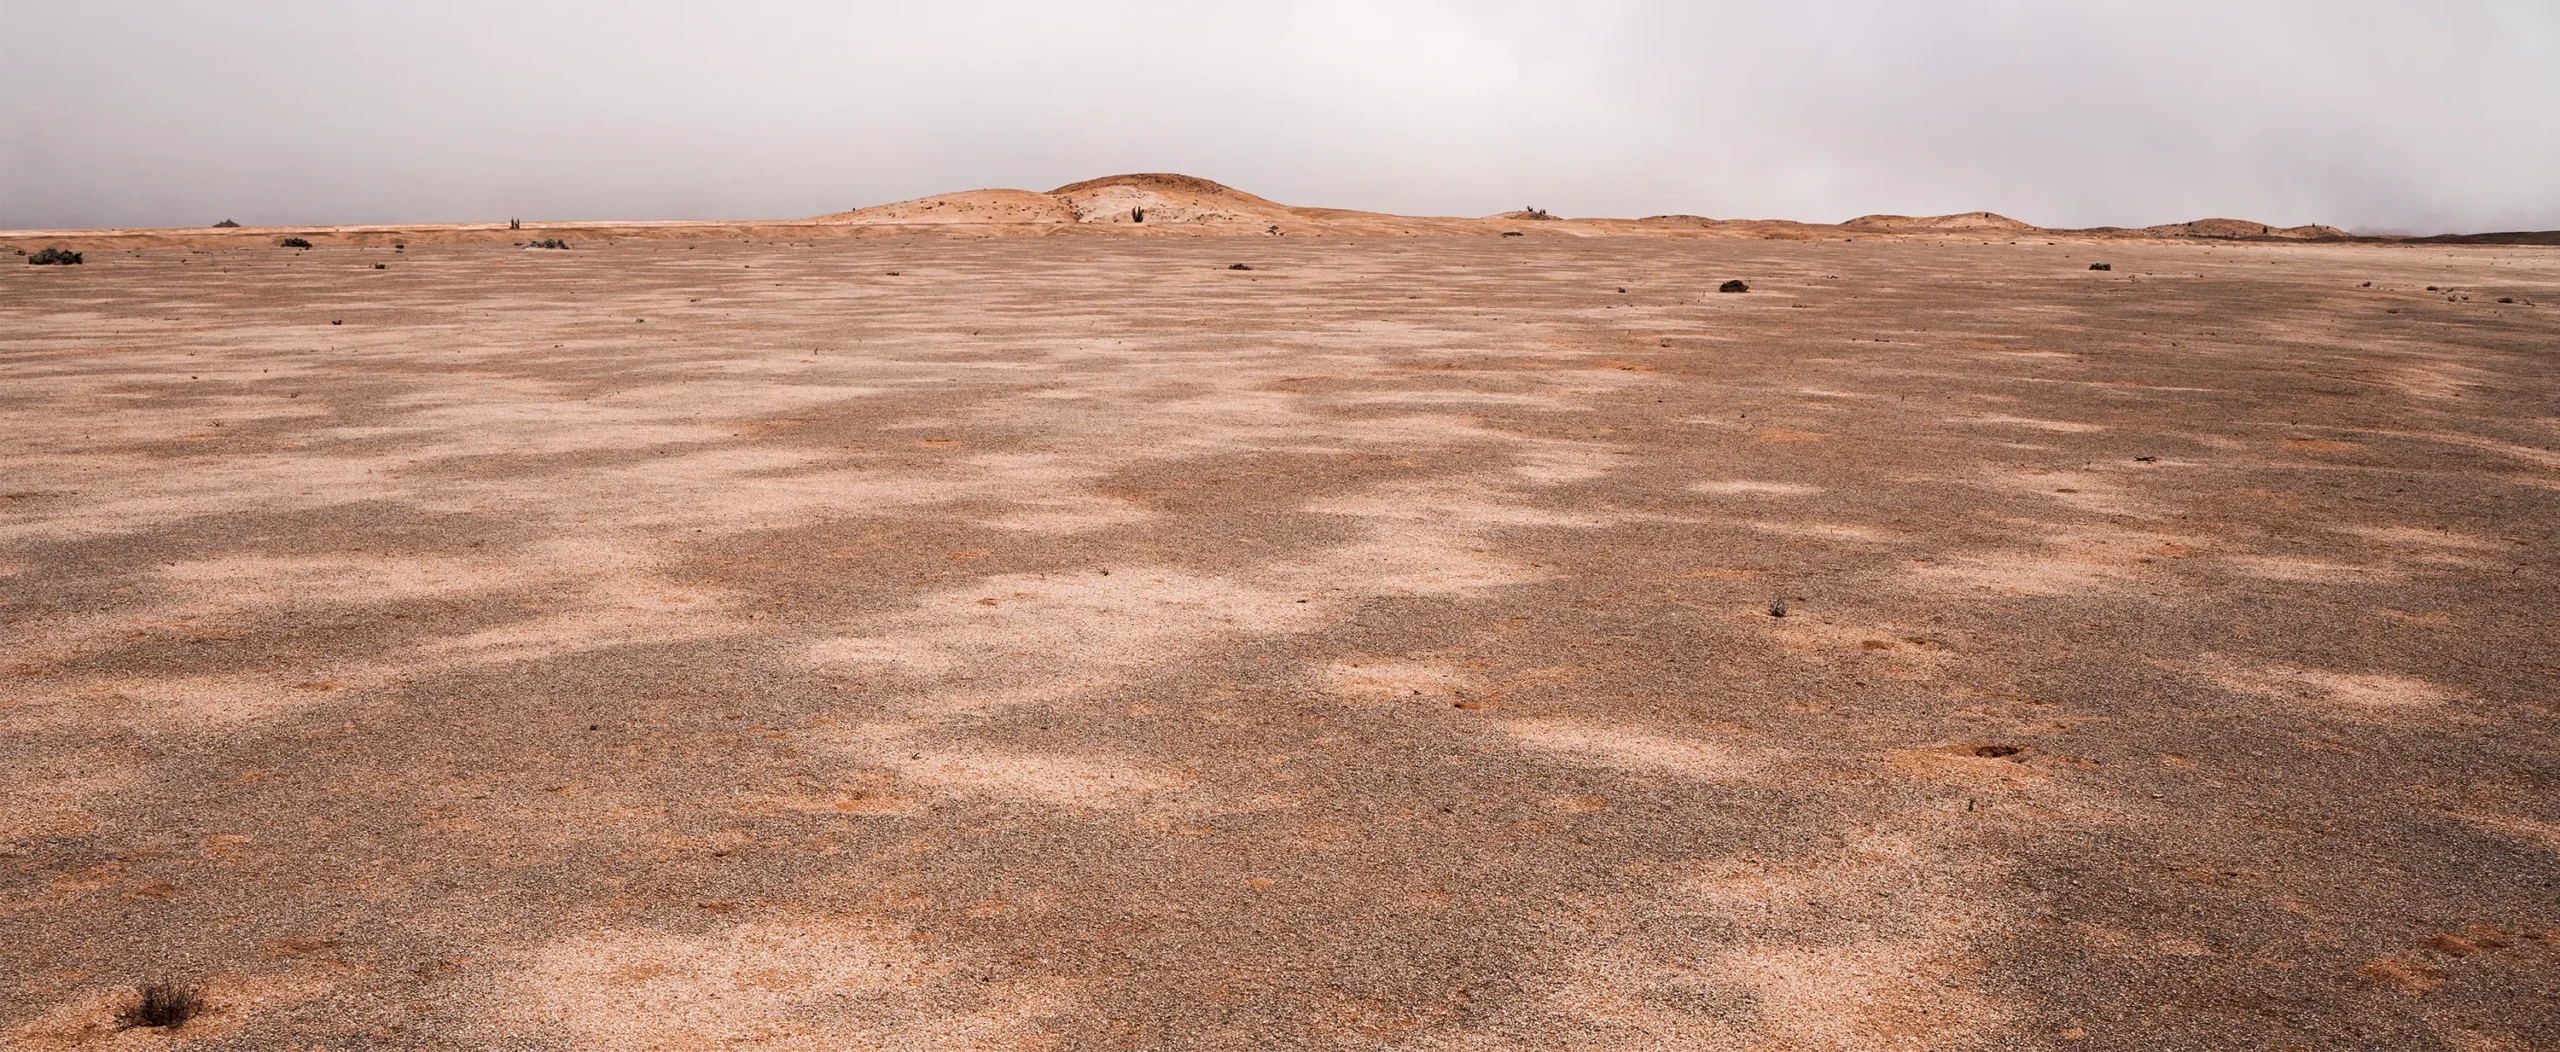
[{"left": 4, "top": 0, "right": 2554, "bottom": 232}]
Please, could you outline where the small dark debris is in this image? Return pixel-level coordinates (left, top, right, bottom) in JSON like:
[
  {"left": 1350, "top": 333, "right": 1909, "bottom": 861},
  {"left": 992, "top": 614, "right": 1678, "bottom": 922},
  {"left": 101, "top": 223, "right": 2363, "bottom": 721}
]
[
  {"left": 330, "top": 319, "right": 342, "bottom": 325},
  {"left": 1719, "top": 280, "right": 1749, "bottom": 293},
  {"left": 118, "top": 981, "right": 204, "bottom": 1030},
  {"left": 2498, "top": 297, "right": 2514, "bottom": 304},
  {"left": 1228, "top": 263, "right": 1253, "bottom": 270},
  {"left": 2134, "top": 455, "right": 2157, "bottom": 463},
  {"left": 1972, "top": 744, "right": 2023, "bottom": 759},
  {"left": 1501, "top": 231, "right": 1523, "bottom": 237},
  {"left": 523, "top": 238, "right": 569, "bottom": 250},
  {"left": 2361, "top": 281, "right": 2371, "bottom": 287},
  {"left": 279, "top": 237, "right": 313, "bottom": 249},
  {"left": 2426, "top": 286, "right": 2439, "bottom": 291},
  {"left": 884, "top": 271, "right": 899, "bottom": 276},
  {"left": 2088, "top": 262, "right": 2111, "bottom": 271},
  {"left": 373, "top": 263, "right": 386, "bottom": 270},
  {"left": 1767, "top": 598, "right": 1787, "bottom": 618},
  {"left": 1616, "top": 287, "right": 1626, "bottom": 293}
]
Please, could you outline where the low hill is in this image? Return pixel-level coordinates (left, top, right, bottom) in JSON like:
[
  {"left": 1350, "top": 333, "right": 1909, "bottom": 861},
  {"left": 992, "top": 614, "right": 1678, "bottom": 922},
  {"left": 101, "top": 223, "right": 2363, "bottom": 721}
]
[
  {"left": 8, "top": 172, "right": 2548, "bottom": 248},
  {"left": 1841, "top": 212, "right": 2037, "bottom": 232}
]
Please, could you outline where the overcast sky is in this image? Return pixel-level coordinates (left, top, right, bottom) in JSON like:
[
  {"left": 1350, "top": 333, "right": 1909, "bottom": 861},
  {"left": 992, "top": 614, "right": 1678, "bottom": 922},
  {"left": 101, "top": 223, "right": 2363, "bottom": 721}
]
[{"left": 4, "top": 1, "right": 2555, "bottom": 233}]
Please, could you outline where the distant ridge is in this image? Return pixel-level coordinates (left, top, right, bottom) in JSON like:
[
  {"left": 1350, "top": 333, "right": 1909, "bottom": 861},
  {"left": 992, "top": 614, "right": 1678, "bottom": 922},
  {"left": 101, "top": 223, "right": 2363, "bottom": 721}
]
[{"left": 7, "top": 172, "right": 2550, "bottom": 248}]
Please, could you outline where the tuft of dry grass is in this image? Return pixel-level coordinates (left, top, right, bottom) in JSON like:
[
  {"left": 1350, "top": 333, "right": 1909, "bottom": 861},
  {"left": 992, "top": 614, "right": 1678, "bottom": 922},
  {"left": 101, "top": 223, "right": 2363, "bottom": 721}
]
[{"left": 116, "top": 981, "right": 205, "bottom": 1030}]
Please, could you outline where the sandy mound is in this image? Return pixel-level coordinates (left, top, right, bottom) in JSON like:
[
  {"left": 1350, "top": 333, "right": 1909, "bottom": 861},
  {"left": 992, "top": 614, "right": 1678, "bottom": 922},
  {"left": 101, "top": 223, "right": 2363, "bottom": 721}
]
[
  {"left": 1046, "top": 173, "right": 1299, "bottom": 226},
  {"left": 2145, "top": 218, "right": 2346, "bottom": 240},
  {"left": 815, "top": 189, "right": 1075, "bottom": 226},
  {"left": 1841, "top": 212, "right": 2036, "bottom": 232}
]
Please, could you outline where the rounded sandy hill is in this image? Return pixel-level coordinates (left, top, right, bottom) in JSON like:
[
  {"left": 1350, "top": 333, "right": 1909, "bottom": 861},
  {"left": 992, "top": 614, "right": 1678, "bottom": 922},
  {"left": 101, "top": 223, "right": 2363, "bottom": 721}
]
[
  {"left": 1047, "top": 173, "right": 1300, "bottom": 226},
  {"left": 1840, "top": 211, "right": 2037, "bottom": 232},
  {"left": 815, "top": 189, "right": 1076, "bottom": 225}
]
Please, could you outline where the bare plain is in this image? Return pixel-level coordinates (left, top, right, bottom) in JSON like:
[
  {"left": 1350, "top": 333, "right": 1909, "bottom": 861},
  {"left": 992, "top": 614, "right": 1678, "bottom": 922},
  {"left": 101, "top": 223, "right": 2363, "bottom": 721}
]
[{"left": 4, "top": 220, "right": 2557, "bottom": 1050}]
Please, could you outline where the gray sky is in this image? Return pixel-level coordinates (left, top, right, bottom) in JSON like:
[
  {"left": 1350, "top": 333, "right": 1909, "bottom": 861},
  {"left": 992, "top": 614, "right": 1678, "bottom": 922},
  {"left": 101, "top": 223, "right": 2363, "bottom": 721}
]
[{"left": 5, "top": 1, "right": 2555, "bottom": 233}]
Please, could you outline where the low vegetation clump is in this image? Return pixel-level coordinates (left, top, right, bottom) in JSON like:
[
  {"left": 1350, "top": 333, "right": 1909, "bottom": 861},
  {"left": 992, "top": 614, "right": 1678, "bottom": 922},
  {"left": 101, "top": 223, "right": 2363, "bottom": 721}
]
[
  {"left": 117, "top": 981, "right": 204, "bottom": 1030},
  {"left": 26, "top": 247, "right": 83, "bottom": 265},
  {"left": 522, "top": 239, "right": 570, "bottom": 250},
  {"left": 1719, "top": 279, "right": 1749, "bottom": 293},
  {"left": 279, "top": 237, "right": 313, "bottom": 249},
  {"left": 212, "top": 219, "right": 241, "bottom": 228},
  {"left": 2089, "top": 262, "right": 2112, "bottom": 271}
]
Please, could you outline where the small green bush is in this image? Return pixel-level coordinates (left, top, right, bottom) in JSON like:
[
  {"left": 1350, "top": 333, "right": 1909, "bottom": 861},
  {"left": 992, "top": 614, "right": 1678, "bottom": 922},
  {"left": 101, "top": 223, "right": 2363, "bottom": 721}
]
[
  {"left": 279, "top": 237, "right": 313, "bottom": 249},
  {"left": 522, "top": 238, "right": 570, "bottom": 250},
  {"left": 26, "top": 247, "right": 82, "bottom": 265}
]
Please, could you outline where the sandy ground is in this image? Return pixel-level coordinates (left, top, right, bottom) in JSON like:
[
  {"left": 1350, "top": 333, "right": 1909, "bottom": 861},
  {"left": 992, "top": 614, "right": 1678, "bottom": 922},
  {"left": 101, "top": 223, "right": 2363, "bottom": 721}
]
[{"left": 2, "top": 233, "right": 2556, "bottom": 1051}]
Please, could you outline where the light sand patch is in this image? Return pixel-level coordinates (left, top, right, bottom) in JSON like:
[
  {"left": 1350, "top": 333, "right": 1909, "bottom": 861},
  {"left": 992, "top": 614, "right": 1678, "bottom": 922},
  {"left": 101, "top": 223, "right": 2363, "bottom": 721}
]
[
  {"left": 1756, "top": 618, "right": 1957, "bottom": 680},
  {"left": 413, "top": 540, "right": 744, "bottom": 667},
  {"left": 1525, "top": 827, "right": 2007, "bottom": 1051},
  {"left": 1885, "top": 743, "right": 2052, "bottom": 786},
  {"left": 2201, "top": 659, "right": 2456, "bottom": 715},
  {"left": 1321, "top": 657, "right": 1476, "bottom": 704},
  {"left": 0, "top": 744, "right": 135, "bottom": 846},
  {"left": 503, "top": 919, "right": 1069, "bottom": 1051},
  {"left": 1910, "top": 525, "right": 2193, "bottom": 597},
  {"left": 2219, "top": 554, "right": 2407, "bottom": 584},
  {"left": 1509, "top": 444, "right": 1618, "bottom": 485},
  {"left": 1500, "top": 719, "right": 1762, "bottom": 780},
  {"left": 2330, "top": 524, "right": 2502, "bottom": 566},
  {"left": 809, "top": 721, "right": 1181, "bottom": 810},
  {"left": 1989, "top": 469, "right": 2145, "bottom": 516},
  {"left": 1742, "top": 520, "right": 1896, "bottom": 543},
  {"left": 801, "top": 568, "right": 1319, "bottom": 710},
  {"left": 1691, "top": 480, "right": 1823, "bottom": 497},
  {"left": 1964, "top": 414, "right": 2106, "bottom": 433}
]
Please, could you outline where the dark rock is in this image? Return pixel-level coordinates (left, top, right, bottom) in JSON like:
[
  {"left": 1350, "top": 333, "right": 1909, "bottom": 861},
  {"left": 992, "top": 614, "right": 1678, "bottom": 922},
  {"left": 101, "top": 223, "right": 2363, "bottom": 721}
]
[
  {"left": 1719, "top": 280, "right": 1749, "bottom": 293},
  {"left": 2089, "top": 262, "right": 2111, "bottom": 271}
]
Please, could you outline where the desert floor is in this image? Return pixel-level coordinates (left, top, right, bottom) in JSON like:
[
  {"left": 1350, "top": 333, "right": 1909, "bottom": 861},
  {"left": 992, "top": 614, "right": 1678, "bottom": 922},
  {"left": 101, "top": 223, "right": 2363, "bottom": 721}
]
[{"left": 3, "top": 235, "right": 2555, "bottom": 1051}]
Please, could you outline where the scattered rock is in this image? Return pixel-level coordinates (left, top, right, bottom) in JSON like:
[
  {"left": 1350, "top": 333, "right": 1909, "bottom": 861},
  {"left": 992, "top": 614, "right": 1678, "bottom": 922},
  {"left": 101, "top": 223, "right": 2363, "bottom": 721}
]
[
  {"left": 1228, "top": 263, "right": 1253, "bottom": 270},
  {"left": 1720, "top": 280, "right": 1749, "bottom": 293},
  {"left": 523, "top": 239, "right": 570, "bottom": 250},
  {"left": 2497, "top": 297, "right": 2514, "bottom": 304},
  {"left": 1501, "top": 231, "right": 1524, "bottom": 237},
  {"left": 2088, "top": 262, "right": 2111, "bottom": 271},
  {"left": 279, "top": 237, "right": 313, "bottom": 249},
  {"left": 373, "top": 263, "right": 385, "bottom": 270},
  {"left": 1767, "top": 597, "right": 1787, "bottom": 617},
  {"left": 2135, "top": 455, "right": 2158, "bottom": 462}
]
